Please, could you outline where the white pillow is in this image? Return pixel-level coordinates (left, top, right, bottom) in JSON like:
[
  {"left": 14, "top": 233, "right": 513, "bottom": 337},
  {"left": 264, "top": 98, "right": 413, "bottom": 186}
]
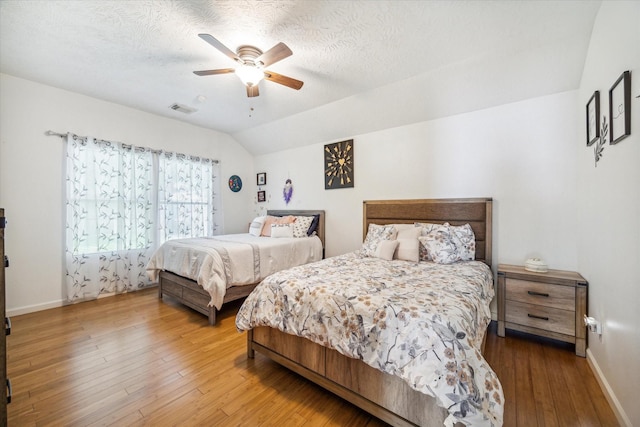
[
  {"left": 394, "top": 226, "right": 421, "bottom": 262},
  {"left": 249, "top": 216, "right": 267, "bottom": 236},
  {"left": 270, "top": 223, "right": 294, "bottom": 238},
  {"left": 375, "top": 240, "right": 399, "bottom": 260}
]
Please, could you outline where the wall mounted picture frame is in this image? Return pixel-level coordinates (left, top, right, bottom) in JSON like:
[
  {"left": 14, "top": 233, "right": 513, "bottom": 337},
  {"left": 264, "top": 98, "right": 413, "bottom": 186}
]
[
  {"left": 586, "top": 91, "right": 600, "bottom": 146},
  {"left": 257, "top": 190, "right": 266, "bottom": 202},
  {"left": 324, "top": 139, "right": 354, "bottom": 190},
  {"left": 257, "top": 172, "right": 267, "bottom": 186},
  {"left": 228, "top": 175, "right": 242, "bottom": 192},
  {"left": 609, "top": 70, "right": 631, "bottom": 145}
]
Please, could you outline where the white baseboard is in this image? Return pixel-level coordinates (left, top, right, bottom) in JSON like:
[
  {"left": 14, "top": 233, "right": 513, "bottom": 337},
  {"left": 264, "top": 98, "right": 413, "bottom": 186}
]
[
  {"left": 586, "top": 348, "right": 632, "bottom": 427},
  {"left": 7, "top": 299, "right": 65, "bottom": 317},
  {"left": 6, "top": 288, "right": 152, "bottom": 317}
]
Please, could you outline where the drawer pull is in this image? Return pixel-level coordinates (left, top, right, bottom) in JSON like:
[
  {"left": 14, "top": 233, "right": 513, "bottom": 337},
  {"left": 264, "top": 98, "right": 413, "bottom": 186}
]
[
  {"left": 527, "top": 290, "right": 549, "bottom": 297},
  {"left": 527, "top": 313, "right": 549, "bottom": 321}
]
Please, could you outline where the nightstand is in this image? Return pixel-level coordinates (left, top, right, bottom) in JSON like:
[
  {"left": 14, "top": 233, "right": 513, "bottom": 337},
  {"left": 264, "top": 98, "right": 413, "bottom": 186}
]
[{"left": 497, "top": 264, "right": 588, "bottom": 357}]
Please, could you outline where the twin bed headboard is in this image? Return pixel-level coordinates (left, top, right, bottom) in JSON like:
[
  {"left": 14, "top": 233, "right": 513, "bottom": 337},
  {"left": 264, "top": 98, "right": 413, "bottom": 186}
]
[
  {"left": 362, "top": 198, "right": 493, "bottom": 266},
  {"left": 267, "top": 209, "right": 326, "bottom": 250}
]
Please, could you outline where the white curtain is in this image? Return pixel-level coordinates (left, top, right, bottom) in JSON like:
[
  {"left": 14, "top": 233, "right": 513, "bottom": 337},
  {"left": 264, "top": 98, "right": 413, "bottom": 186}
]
[
  {"left": 64, "top": 134, "right": 221, "bottom": 302},
  {"left": 157, "top": 151, "right": 222, "bottom": 242}
]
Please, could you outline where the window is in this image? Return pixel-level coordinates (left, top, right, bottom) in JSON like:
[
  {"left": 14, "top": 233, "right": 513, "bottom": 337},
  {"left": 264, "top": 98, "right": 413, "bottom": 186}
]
[
  {"left": 158, "top": 152, "right": 220, "bottom": 243},
  {"left": 64, "top": 134, "right": 221, "bottom": 301}
]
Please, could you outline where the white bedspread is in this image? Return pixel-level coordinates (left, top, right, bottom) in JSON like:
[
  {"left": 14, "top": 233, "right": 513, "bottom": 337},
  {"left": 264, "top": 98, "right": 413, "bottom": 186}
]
[{"left": 146, "top": 234, "right": 323, "bottom": 309}]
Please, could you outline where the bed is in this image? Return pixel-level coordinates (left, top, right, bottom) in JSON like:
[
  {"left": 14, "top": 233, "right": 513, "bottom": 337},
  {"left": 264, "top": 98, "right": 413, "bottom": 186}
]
[
  {"left": 236, "top": 198, "right": 503, "bottom": 427},
  {"left": 147, "top": 209, "right": 325, "bottom": 325}
]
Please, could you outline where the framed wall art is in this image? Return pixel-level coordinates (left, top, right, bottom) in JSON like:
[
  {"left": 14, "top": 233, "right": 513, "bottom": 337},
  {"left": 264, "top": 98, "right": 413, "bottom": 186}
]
[
  {"left": 257, "top": 190, "right": 266, "bottom": 202},
  {"left": 609, "top": 70, "right": 631, "bottom": 144},
  {"left": 257, "top": 172, "right": 267, "bottom": 186},
  {"left": 228, "top": 175, "right": 242, "bottom": 192},
  {"left": 586, "top": 91, "right": 600, "bottom": 146},
  {"left": 324, "top": 139, "right": 354, "bottom": 190}
]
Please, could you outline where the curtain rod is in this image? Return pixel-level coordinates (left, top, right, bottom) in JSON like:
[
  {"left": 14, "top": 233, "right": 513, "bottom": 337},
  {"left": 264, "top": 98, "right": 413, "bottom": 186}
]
[
  {"left": 45, "top": 130, "right": 219, "bottom": 163},
  {"left": 45, "top": 130, "right": 67, "bottom": 138}
]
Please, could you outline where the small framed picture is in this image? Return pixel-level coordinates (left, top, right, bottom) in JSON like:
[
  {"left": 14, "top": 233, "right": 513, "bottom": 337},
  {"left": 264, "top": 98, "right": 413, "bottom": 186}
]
[
  {"left": 586, "top": 91, "right": 600, "bottom": 146},
  {"left": 257, "top": 172, "right": 267, "bottom": 186},
  {"left": 609, "top": 70, "right": 631, "bottom": 145},
  {"left": 257, "top": 190, "right": 266, "bottom": 202}
]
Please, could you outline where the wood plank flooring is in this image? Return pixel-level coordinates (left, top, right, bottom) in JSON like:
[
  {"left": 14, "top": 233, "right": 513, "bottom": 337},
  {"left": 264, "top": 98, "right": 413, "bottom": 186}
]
[{"left": 6, "top": 288, "right": 619, "bottom": 426}]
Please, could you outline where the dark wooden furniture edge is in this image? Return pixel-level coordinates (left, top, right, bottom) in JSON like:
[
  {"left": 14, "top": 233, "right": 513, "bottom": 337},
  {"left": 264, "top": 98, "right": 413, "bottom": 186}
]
[{"left": 0, "top": 208, "right": 8, "bottom": 422}]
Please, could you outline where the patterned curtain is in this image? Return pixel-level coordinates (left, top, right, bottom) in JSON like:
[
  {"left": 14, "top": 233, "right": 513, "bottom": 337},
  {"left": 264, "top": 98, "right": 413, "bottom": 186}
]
[
  {"left": 157, "top": 151, "right": 222, "bottom": 243},
  {"left": 64, "top": 134, "right": 222, "bottom": 302}
]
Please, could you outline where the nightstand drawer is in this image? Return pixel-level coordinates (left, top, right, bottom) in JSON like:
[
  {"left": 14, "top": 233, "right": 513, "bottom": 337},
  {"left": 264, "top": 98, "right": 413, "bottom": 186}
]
[
  {"left": 506, "top": 300, "right": 575, "bottom": 336},
  {"left": 505, "top": 278, "right": 575, "bottom": 311}
]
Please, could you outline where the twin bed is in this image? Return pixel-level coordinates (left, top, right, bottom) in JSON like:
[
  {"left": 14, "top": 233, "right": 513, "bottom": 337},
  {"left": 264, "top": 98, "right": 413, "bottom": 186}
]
[
  {"left": 147, "top": 199, "right": 502, "bottom": 426},
  {"left": 147, "top": 209, "right": 325, "bottom": 325}
]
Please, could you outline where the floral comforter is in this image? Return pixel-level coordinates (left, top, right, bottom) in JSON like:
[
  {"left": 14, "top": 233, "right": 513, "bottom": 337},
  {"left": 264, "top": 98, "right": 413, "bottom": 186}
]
[{"left": 236, "top": 252, "right": 503, "bottom": 426}]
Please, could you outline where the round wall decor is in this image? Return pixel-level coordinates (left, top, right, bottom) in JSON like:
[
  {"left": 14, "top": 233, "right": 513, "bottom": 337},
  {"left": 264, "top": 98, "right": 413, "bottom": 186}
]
[{"left": 228, "top": 175, "right": 242, "bottom": 192}]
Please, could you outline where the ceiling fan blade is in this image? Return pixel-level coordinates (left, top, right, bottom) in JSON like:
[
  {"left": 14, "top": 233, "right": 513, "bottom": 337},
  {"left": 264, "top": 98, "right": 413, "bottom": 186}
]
[
  {"left": 246, "top": 85, "right": 260, "bottom": 97},
  {"left": 198, "top": 34, "right": 241, "bottom": 63},
  {"left": 193, "top": 68, "right": 235, "bottom": 76},
  {"left": 264, "top": 71, "right": 304, "bottom": 90},
  {"left": 256, "top": 42, "right": 292, "bottom": 67}
]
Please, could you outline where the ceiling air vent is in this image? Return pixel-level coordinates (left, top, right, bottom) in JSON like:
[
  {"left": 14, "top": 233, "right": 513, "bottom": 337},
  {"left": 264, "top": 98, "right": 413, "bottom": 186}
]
[{"left": 169, "top": 103, "right": 197, "bottom": 114}]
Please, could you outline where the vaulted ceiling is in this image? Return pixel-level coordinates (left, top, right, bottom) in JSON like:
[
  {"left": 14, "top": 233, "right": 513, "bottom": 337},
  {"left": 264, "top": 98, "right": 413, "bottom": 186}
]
[{"left": 0, "top": 1, "right": 600, "bottom": 155}]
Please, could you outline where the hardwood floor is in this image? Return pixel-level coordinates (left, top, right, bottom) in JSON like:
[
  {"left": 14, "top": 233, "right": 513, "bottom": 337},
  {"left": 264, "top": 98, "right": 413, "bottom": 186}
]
[{"left": 7, "top": 288, "right": 619, "bottom": 426}]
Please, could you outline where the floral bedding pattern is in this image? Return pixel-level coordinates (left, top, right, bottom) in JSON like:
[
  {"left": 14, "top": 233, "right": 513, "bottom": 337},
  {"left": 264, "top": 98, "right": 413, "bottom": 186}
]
[{"left": 236, "top": 253, "right": 503, "bottom": 426}]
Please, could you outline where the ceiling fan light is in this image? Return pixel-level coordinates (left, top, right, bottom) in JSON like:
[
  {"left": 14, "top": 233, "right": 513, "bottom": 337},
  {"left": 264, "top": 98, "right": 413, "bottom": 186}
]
[{"left": 235, "top": 64, "right": 264, "bottom": 87}]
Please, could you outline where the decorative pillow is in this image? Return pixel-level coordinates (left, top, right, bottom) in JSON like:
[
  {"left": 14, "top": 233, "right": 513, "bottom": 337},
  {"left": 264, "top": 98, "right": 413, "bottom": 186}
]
[
  {"left": 415, "top": 222, "right": 448, "bottom": 261},
  {"left": 415, "top": 222, "right": 447, "bottom": 235},
  {"left": 394, "top": 226, "right": 421, "bottom": 262},
  {"left": 418, "top": 228, "right": 459, "bottom": 264},
  {"left": 249, "top": 216, "right": 267, "bottom": 236},
  {"left": 261, "top": 215, "right": 296, "bottom": 237},
  {"left": 361, "top": 224, "right": 397, "bottom": 258},
  {"left": 307, "top": 214, "right": 320, "bottom": 236},
  {"left": 375, "top": 240, "right": 399, "bottom": 261},
  {"left": 449, "top": 223, "right": 476, "bottom": 261},
  {"left": 292, "top": 216, "right": 314, "bottom": 238},
  {"left": 270, "top": 223, "right": 294, "bottom": 238},
  {"left": 260, "top": 216, "right": 278, "bottom": 237}
]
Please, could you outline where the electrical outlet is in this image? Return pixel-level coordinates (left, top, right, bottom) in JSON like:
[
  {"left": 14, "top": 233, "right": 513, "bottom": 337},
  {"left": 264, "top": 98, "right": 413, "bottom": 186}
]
[{"left": 584, "top": 315, "right": 602, "bottom": 335}]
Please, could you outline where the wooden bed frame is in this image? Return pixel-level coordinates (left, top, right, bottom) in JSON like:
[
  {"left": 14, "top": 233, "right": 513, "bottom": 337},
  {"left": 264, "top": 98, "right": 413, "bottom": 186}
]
[
  {"left": 158, "top": 209, "right": 325, "bottom": 326},
  {"left": 247, "top": 198, "right": 493, "bottom": 427}
]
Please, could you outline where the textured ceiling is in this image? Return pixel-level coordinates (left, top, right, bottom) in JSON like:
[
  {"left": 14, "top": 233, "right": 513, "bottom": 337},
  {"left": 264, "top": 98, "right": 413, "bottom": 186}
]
[{"left": 0, "top": 0, "right": 601, "bottom": 155}]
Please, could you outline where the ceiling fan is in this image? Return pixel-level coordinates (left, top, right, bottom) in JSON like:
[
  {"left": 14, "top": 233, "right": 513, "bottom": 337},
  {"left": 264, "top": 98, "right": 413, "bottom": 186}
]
[{"left": 193, "top": 34, "right": 304, "bottom": 97}]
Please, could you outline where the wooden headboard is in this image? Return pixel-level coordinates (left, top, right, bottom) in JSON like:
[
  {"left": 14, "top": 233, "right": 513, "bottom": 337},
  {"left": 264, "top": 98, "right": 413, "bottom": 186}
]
[
  {"left": 362, "top": 198, "right": 492, "bottom": 265},
  {"left": 267, "top": 209, "right": 326, "bottom": 249}
]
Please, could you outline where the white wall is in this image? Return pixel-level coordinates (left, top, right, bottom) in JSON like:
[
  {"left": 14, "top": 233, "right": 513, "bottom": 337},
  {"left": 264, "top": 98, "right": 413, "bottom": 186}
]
[
  {"left": 255, "top": 91, "right": 580, "bottom": 277},
  {"left": 576, "top": 2, "right": 640, "bottom": 426},
  {"left": 0, "top": 73, "right": 254, "bottom": 315}
]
